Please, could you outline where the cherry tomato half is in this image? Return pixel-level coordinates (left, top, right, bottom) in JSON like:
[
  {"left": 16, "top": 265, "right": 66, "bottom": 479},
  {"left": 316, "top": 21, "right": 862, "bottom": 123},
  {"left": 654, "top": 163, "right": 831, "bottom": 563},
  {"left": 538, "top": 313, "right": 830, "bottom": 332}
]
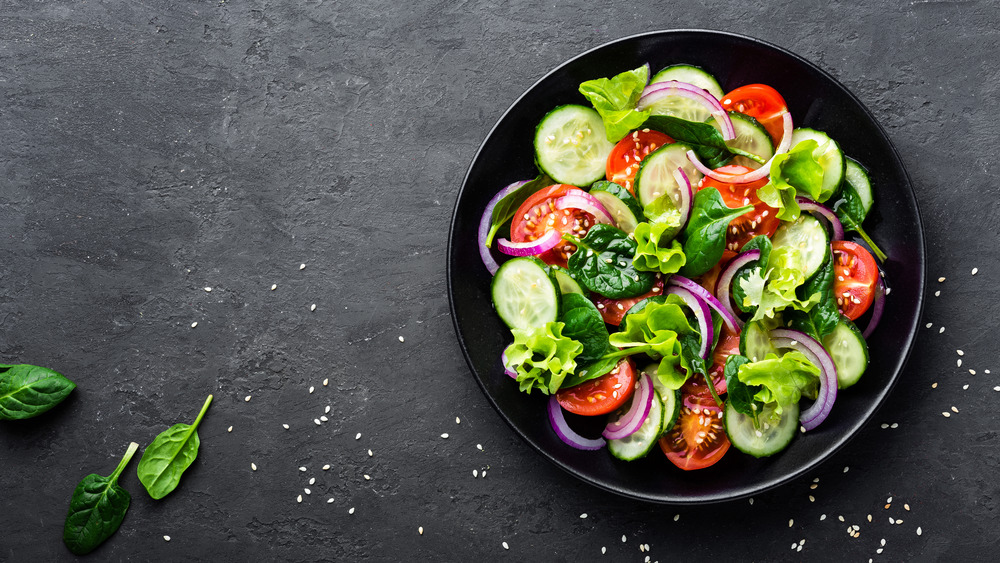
[
  {"left": 721, "top": 84, "right": 789, "bottom": 145},
  {"left": 591, "top": 279, "right": 665, "bottom": 326},
  {"left": 831, "top": 240, "right": 879, "bottom": 320},
  {"left": 659, "top": 393, "right": 730, "bottom": 471},
  {"left": 606, "top": 129, "right": 673, "bottom": 195},
  {"left": 701, "top": 165, "right": 781, "bottom": 251},
  {"left": 556, "top": 358, "right": 636, "bottom": 416},
  {"left": 510, "top": 184, "right": 595, "bottom": 268}
]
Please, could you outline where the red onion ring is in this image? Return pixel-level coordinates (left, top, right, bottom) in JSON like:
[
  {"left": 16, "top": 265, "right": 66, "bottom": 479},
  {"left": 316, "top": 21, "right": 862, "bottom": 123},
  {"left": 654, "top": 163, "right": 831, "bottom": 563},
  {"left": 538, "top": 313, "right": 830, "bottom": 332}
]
[
  {"left": 665, "top": 285, "right": 713, "bottom": 358},
  {"left": 555, "top": 193, "right": 616, "bottom": 227},
  {"left": 796, "top": 196, "right": 844, "bottom": 240},
  {"left": 672, "top": 167, "right": 694, "bottom": 230},
  {"left": 769, "top": 329, "right": 838, "bottom": 431},
  {"left": 668, "top": 275, "right": 740, "bottom": 334},
  {"left": 501, "top": 350, "right": 516, "bottom": 379},
  {"left": 685, "top": 112, "right": 794, "bottom": 184},
  {"left": 496, "top": 229, "right": 561, "bottom": 257},
  {"left": 478, "top": 180, "right": 531, "bottom": 275},
  {"left": 602, "top": 372, "right": 654, "bottom": 440},
  {"left": 637, "top": 81, "right": 735, "bottom": 140},
  {"left": 715, "top": 249, "right": 762, "bottom": 327},
  {"left": 861, "top": 276, "right": 886, "bottom": 339},
  {"left": 547, "top": 395, "right": 606, "bottom": 451}
]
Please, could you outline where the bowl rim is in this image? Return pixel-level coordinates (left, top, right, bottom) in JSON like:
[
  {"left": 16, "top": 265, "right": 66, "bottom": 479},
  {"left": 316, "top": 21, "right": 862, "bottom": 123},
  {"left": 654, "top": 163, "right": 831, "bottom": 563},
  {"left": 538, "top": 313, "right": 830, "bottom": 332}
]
[{"left": 447, "top": 28, "right": 926, "bottom": 504}]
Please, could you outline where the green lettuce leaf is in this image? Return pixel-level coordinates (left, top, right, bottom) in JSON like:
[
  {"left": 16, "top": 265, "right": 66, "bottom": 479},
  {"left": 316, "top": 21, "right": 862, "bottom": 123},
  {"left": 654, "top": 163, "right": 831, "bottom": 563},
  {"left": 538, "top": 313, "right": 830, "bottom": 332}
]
[
  {"left": 607, "top": 296, "right": 695, "bottom": 390},
  {"left": 756, "top": 139, "right": 826, "bottom": 221},
  {"left": 632, "top": 221, "right": 687, "bottom": 275},
  {"left": 737, "top": 351, "right": 820, "bottom": 418},
  {"left": 503, "top": 322, "right": 583, "bottom": 394},
  {"left": 579, "top": 66, "right": 651, "bottom": 142},
  {"left": 739, "top": 246, "right": 822, "bottom": 321}
]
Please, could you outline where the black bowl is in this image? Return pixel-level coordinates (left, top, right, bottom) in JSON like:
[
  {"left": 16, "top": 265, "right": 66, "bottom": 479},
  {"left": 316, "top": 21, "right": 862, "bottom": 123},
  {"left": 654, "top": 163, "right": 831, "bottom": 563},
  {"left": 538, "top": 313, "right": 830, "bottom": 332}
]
[{"left": 447, "top": 30, "right": 925, "bottom": 504}]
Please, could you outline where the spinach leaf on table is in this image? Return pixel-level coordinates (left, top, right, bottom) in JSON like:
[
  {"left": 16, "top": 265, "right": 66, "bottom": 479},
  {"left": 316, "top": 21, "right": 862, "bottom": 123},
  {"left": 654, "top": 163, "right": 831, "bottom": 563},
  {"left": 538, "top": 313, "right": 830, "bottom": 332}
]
[
  {"left": 679, "top": 187, "right": 752, "bottom": 277},
  {"left": 565, "top": 224, "right": 656, "bottom": 299},
  {"left": 0, "top": 364, "right": 76, "bottom": 420},
  {"left": 137, "top": 395, "right": 213, "bottom": 500},
  {"left": 63, "top": 442, "right": 139, "bottom": 555},
  {"left": 831, "top": 181, "right": 888, "bottom": 262}
]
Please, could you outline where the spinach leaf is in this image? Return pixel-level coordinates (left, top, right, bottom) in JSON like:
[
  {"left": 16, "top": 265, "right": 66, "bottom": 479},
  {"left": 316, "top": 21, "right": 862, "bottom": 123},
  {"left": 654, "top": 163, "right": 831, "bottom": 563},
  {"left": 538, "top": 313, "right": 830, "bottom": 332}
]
[
  {"left": 798, "top": 250, "right": 840, "bottom": 339},
  {"left": 0, "top": 364, "right": 76, "bottom": 420},
  {"left": 559, "top": 293, "right": 609, "bottom": 364},
  {"left": 679, "top": 187, "right": 752, "bottom": 277},
  {"left": 485, "top": 174, "right": 553, "bottom": 247},
  {"left": 137, "top": 395, "right": 213, "bottom": 500},
  {"left": 63, "top": 442, "right": 139, "bottom": 555},
  {"left": 579, "top": 66, "right": 651, "bottom": 142},
  {"left": 560, "top": 346, "right": 621, "bottom": 389},
  {"left": 565, "top": 224, "right": 656, "bottom": 299},
  {"left": 831, "top": 182, "right": 888, "bottom": 262},
  {"left": 643, "top": 115, "right": 731, "bottom": 169},
  {"left": 723, "top": 355, "right": 761, "bottom": 422}
]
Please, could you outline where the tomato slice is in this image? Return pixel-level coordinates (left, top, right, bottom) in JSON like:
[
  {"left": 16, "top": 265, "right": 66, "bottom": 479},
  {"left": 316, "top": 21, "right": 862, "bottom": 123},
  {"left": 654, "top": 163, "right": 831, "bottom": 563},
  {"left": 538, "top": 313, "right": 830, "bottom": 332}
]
[
  {"left": 681, "top": 323, "right": 741, "bottom": 397},
  {"left": 721, "top": 84, "right": 789, "bottom": 145},
  {"left": 831, "top": 240, "right": 879, "bottom": 320},
  {"left": 659, "top": 393, "right": 730, "bottom": 471},
  {"left": 701, "top": 165, "right": 781, "bottom": 251},
  {"left": 510, "top": 184, "right": 595, "bottom": 268},
  {"left": 556, "top": 358, "right": 636, "bottom": 416},
  {"left": 606, "top": 129, "right": 673, "bottom": 195},
  {"left": 591, "top": 279, "right": 665, "bottom": 326}
]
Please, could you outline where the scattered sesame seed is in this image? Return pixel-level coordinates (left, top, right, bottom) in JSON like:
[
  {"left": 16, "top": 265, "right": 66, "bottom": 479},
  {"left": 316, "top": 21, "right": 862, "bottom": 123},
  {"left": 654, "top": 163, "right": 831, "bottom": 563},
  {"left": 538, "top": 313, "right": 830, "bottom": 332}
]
[
  {"left": 958, "top": 359, "right": 963, "bottom": 367},
  {"left": 349, "top": 507, "right": 355, "bottom": 514},
  {"left": 938, "top": 277, "right": 946, "bottom": 282},
  {"left": 299, "top": 466, "right": 307, "bottom": 472},
  {"left": 355, "top": 433, "right": 361, "bottom": 440},
  {"left": 972, "top": 267, "right": 979, "bottom": 275},
  {"left": 881, "top": 538, "right": 886, "bottom": 546},
  {"left": 934, "top": 291, "right": 940, "bottom": 297},
  {"left": 887, "top": 496, "right": 893, "bottom": 503},
  {"left": 418, "top": 526, "right": 424, "bottom": 535},
  {"left": 314, "top": 419, "right": 321, "bottom": 426},
  {"left": 398, "top": 336, "right": 405, "bottom": 342},
  {"left": 309, "top": 386, "right": 315, "bottom": 394},
  {"left": 970, "top": 369, "right": 977, "bottom": 375},
  {"left": 891, "top": 423, "right": 898, "bottom": 429},
  {"left": 809, "top": 495, "right": 815, "bottom": 502},
  {"left": 622, "top": 535, "right": 627, "bottom": 543},
  {"left": 957, "top": 349, "right": 965, "bottom": 356},
  {"left": 244, "top": 395, "right": 251, "bottom": 402},
  {"left": 917, "top": 526, "right": 922, "bottom": 536},
  {"left": 844, "top": 466, "right": 850, "bottom": 473},
  {"left": 925, "top": 322, "right": 933, "bottom": 329},
  {"left": 441, "top": 433, "right": 449, "bottom": 439},
  {"left": 304, "top": 488, "right": 311, "bottom": 495},
  {"left": 477, "top": 444, "right": 483, "bottom": 451},
  {"left": 283, "top": 424, "right": 290, "bottom": 429},
  {"left": 502, "top": 541, "right": 509, "bottom": 550},
  {"left": 204, "top": 287, "right": 213, "bottom": 292},
  {"left": 323, "top": 378, "right": 329, "bottom": 386},
  {"left": 749, "top": 498, "right": 754, "bottom": 505},
  {"left": 838, "top": 515, "right": 845, "bottom": 522},
  {"left": 456, "top": 417, "right": 461, "bottom": 424},
  {"left": 580, "top": 513, "right": 588, "bottom": 519},
  {"left": 271, "top": 284, "right": 277, "bottom": 291},
  {"left": 881, "top": 423, "right": 889, "bottom": 429},
  {"left": 889, "top": 517, "right": 895, "bottom": 524},
  {"left": 963, "top": 384, "right": 969, "bottom": 390},
  {"left": 363, "top": 475, "right": 371, "bottom": 480},
  {"left": 327, "top": 498, "right": 334, "bottom": 504},
  {"left": 810, "top": 483, "right": 818, "bottom": 489},
  {"left": 251, "top": 463, "right": 257, "bottom": 471},
  {"left": 325, "top": 406, "right": 331, "bottom": 414},
  {"left": 904, "top": 503, "right": 910, "bottom": 511},
  {"left": 368, "top": 449, "right": 373, "bottom": 457},
  {"left": 939, "top": 326, "right": 945, "bottom": 333},
  {"left": 227, "top": 426, "right": 233, "bottom": 433},
  {"left": 323, "top": 464, "right": 331, "bottom": 470},
  {"left": 309, "top": 477, "right": 315, "bottom": 485},
  {"left": 993, "top": 386, "right": 1000, "bottom": 392},
  {"left": 297, "top": 495, "right": 302, "bottom": 503},
  {"left": 164, "top": 535, "right": 171, "bottom": 542},
  {"left": 877, "top": 548, "right": 883, "bottom": 554},
  {"left": 942, "top": 412, "right": 951, "bottom": 418},
  {"left": 789, "top": 519, "right": 794, "bottom": 527},
  {"left": 602, "top": 547, "right": 607, "bottom": 554},
  {"left": 299, "top": 263, "right": 306, "bottom": 270},
  {"left": 952, "top": 406, "right": 959, "bottom": 413},
  {"left": 820, "top": 514, "right": 826, "bottom": 521},
  {"left": 674, "top": 514, "right": 680, "bottom": 522},
  {"left": 191, "top": 321, "right": 198, "bottom": 328},
  {"left": 481, "top": 471, "right": 486, "bottom": 478},
  {"left": 932, "top": 382, "right": 938, "bottom": 388}
]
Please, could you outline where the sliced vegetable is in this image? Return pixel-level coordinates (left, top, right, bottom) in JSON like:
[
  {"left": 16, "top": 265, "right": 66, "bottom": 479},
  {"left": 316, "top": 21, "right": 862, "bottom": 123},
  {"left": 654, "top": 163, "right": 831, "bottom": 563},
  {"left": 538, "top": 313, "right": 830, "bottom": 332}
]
[
  {"left": 668, "top": 275, "right": 740, "bottom": 334},
  {"left": 768, "top": 329, "right": 838, "bottom": 431},
  {"left": 589, "top": 180, "right": 645, "bottom": 234},
  {"left": 659, "top": 393, "right": 730, "bottom": 470},
  {"left": 638, "top": 81, "right": 735, "bottom": 140},
  {"left": 650, "top": 64, "right": 724, "bottom": 99},
  {"left": 702, "top": 166, "right": 779, "bottom": 252},
  {"left": 720, "top": 84, "right": 789, "bottom": 145},
  {"left": 770, "top": 214, "right": 829, "bottom": 280},
  {"left": 608, "top": 388, "right": 665, "bottom": 461},
  {"left": 491, "top": 256, "right": 560, "bottom": 330},
  {"left": 685, "top": 111, "right": 794, "bottom": 184},
  {"left": 496, "top": 229, "right": 562, "bottom": 257},
  {"left": 665, "top": 285, "right": 713, "bottom": 359},
  {"left": 861, "top": 276, "right": 886, "bottom": 339},
  {"left": 555, "top": 192, "right": 616, "bottom": 227},
  {"left": 725, "top": 400, "right": 799, "bottom": 458},
  {"left": 715, "top": 248, "right": 761, "bottom": 324},
  {"left": 548, "top": 395, "right": 606, "bottom": 451},
  {"left": 796, "top": 196, "right": 844, "bottom": 241},
  {"left": 557, "top": 358, "right": 636, "bottom": 416},
  {"left": 823, "top": 319, "right": 869, "bottom": 389},
  {"left": 606, "top": 129, "right": 673, "bottom": 194},
  {"left": 510, "top": 184, "right": 596, "bottom": 268},
  {"left": 603, "top": 371, "right": 654, "bottom": 440},
  {"left": 534, "top": 105, "right": 616, "bottom": 186},
  {"left": 831, "top": 240, "right": 879, "bottom": 320}
]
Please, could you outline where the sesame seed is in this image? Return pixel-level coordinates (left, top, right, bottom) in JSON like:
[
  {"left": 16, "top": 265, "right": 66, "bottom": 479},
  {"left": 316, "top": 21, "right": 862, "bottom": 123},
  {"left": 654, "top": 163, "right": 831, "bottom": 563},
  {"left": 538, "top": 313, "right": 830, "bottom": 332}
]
[
  {"left": 820, "top": 514, "right": 826, "bottom": 520},
  {"left": 190, "top": 321, "right": 198, "bottom": 328},
  {"left": 398, "top": 336, "right": 405, "bottom": 342},
  {"left": 323, "top": 379, "right": 329, "bottom": 386},
  {"left": 932, "top": 382, "right": 938, "bottom": 388},
  {"left": 958, "top": 359, "right": 963, "bottom": 367},
  {"left": 939, "top": 326, "right": 946, "bottom": 333},
  {"left": 789, "top": 519, "right": 794, "bottom": 527},
  {"left": 323, "top": 464, "right": 331, "bottom": 470},
  {"left": 674, "top": 514, "right": 680, "bottom": 521},
  {"left": 917, "top": 526, "right": 922, "bottom": 535},
  {"left": 502, "top": 541, "right": 509, "bottom": 550},
  {"left": 810, "top": 483, "right": 818, "bottom": 489},
  {"left": 934, "top": 290, "right": 940, "bottom": 297},
  {"left": 749, "top": 498, "right": 754, "bottom": 505},
  {"left": 244, "top": 395, "right": 251, "bottom": 402},
  {"left": 441, "top": 433, "right": 449, "bottom": 439},
  {"left": 970, "top": 369, "right": 977, "bottom": 375},
  {"left": 368, "top": 449, "right": 373, "bottom": 457},
  {"left": 963, "top": 384, "right": 969, "bottom": 390},
  {"left": 926, "top": 322, "right": 933, "bottom": 328},
  {"left": 325, "top": 405, "right": 331, "bottom": 413},
  {"left": 951, "top": 406, "right": 959, "bottom": 413},
  {"left": 887, "top": 496, "right": 893, "bottom": 503},
  {"left": 355, "top": 433, "right": 361, "bottom": 440},
  {"left": 304, "top": 488, "right": 311, "bottom": 495},
  {"left": 296, "top": 495, "right": 302, "bottom": 503},
  {"left": 622, "top": 535, "right": 627, "bottom": 543},
  {"left": 481, "top": 471, "right": 486, "bottom": 478},
  {"left": 957, "top": 349, "right": 965, "bottom": 356},
  {"left": 227, "top": 426, "right": 233, "bottom": 433},
  {"left": 309, "top": 386, "right": 315, "bottom": 394},
  {"left": 602, "top": 547, "right": 606, "bottom": 554},
  {"left": 327, "top": 498, "right": 334, "bottom": 504},
  {"left": 314, "top": 419, "right": 321, "bottom": 426},
  {"left": 987, "top": 369, "right": 992, "bottom": 374},
  {"left": 299, "top": 467, "right": 307, "bottom": 472},
  {"left": 477, "top": 444, "right": 483, "bottom": 451},
  {"left": 868, "top": 514, "right": 872, "bottom": 522},
  {"left": 164, "top": 535, "right": 171, "bottom": 542},
  {"left": 271, "top": 284, "right": 277, "bottom": 291},
  {"left": 877, "top": 548, "right": 884, "bottom": 554},
  {"left": 349, "top": 507, "right": 355, "bottom": 514},
  {"left": 993, "top": 386, "right": 1000, "bottom": 392},
  {"left": 204, "top": 286, "right": 213, "bottom": 292},
  {"left": 251, "top": 463, "right": 257, "bottom": 471},
  {"left": 972, "top": 267, "right": 979, "bottom": 275},
  {"left": 580, "top": 513, "right": 588, "bottom": 519},
  {"left": 809, "top": 495, "right": 815, "bottom": 502},
  {"left": 455, "top": 417, "right": 461, "bottom": 424},
  {"left": 363, "top": 474, "right": 371, "bottom": 480},
  {"left": 881, "top": 423, "right": 889, "bottom": 429},
  {"left": 889, "top": 517, "right": 895, "bottom": 524},
  {"left": 299, "top": 263, "right": 306, "bottom": 270},
  {"left": 283, "top": 424, "right": 290, "bottom": 430},
  {"left": 942, "top": 412, "right": 951, "bottom": 417},
  {"left": 844, "top": 466, "right": 850, "bottom": 473},
  {"left": 311, "top": 304, "right": 317, "bottom": 311},
  {"left": 418, "top": 526, "right": 424, "bottom": 535},
  {"left": 838, "top": 516, "right": 845, "bottom": 522},
  {"left": 938, "top": 277, "right": 946, "bottom": 282}
]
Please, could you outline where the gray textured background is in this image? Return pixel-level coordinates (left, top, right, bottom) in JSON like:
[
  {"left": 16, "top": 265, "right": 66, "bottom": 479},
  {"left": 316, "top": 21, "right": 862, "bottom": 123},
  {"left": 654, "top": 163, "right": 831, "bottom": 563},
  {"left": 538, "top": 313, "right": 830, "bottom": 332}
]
[{"left": 1, "top": 1, "right": 996, "bottom": 561}]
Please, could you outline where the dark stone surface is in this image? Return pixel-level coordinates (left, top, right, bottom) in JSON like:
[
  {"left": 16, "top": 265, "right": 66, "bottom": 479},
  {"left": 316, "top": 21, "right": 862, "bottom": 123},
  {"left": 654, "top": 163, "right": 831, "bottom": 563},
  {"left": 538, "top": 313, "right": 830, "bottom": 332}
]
[{"left": 0, "top": 1, "right": 995, "bottom": 561}]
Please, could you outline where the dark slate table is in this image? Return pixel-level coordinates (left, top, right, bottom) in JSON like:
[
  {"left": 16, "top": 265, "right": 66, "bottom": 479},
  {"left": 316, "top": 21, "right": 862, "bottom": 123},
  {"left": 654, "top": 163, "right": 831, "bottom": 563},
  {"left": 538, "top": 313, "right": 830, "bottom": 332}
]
[{"left": 1, "top": 2, "right": 995, "bottom": 561}]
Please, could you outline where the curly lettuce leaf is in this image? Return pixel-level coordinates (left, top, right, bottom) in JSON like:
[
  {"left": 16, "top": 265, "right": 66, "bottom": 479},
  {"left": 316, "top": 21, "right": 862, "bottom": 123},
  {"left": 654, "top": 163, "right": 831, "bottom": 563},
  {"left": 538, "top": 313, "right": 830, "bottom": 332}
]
[
  {"left": 503, "top": 322, "right": 583, "bottom": 395},
  {"left": 739, "top": 246, "right": 822, "bottom": 321},
  {"left": 607, "top": 296, "right": 695, "bottom": 390},
  {"left": 632, "top": 221, "right": 686, "bottom": 275},
  {"left": 736, "top": 351, "right": 820, "bottom": 418},
  {"left": 579, "top": 66, "right": 651, "bottom": 142},
  {"left": 757, "top": 139, "right": 826, "bottom": 221}
]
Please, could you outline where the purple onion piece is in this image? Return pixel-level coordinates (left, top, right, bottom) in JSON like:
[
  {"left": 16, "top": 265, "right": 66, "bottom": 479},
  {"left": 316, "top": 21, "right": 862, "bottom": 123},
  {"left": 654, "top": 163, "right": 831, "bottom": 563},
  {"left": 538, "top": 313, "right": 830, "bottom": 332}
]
[
  {"left": 668, "top": 275, "right": 740, "bottom": 334},
  {"left": 547, "top": 396, "right": 606, "bottom": 451},
  {"left": 496, "top": 229, "right": 561, "bottom": 257},
  {"left": 665, "top": 285, "right": 714, "bottom": 358},
  {"left": 478, "top": 180, "right": 531, "bottom": 275},
  {"left": 672, "top": 167, "right": 694, "bottom": 231},
  {"left": 715, "top": 249, "right": 762, "bottom": 328},
  {"left": 861, "top": 276, "right": 886, "bottom": 339},
  {"left": 638, "top": 81, "right": 735, "bottom": 139},
  {"left": 769, "top": 329, "right": 838, "bottom": 431},
  {"left": 501, "top": 350, "right": 516, "bottom": 379},
  {"left": 555, "top": 193, "right": 616, "bottom": 227},
  {"left": 796, "top": 196, "right": 844, "bottom": 240},
  {"left": 602, "top": 372, "right": 653, "bottom": 440},
  {"left": 685, "top": 112, "right": 794, "bottom": 184}
]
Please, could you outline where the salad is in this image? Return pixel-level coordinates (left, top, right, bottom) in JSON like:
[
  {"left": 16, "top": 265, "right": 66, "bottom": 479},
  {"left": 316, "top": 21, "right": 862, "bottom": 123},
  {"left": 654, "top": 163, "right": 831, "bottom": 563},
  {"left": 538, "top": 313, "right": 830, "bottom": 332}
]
[{"left": 477, "top": 63, "right": 887, "bottom": 470}]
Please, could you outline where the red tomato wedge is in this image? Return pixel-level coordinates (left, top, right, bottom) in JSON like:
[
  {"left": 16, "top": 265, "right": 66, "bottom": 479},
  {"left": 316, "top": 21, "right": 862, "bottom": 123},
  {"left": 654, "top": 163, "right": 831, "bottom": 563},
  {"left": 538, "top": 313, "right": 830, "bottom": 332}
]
[
  {"left": 510, "top": 184, "right": 595, "bottom": 268},
  {"left": 606, "top": 129, "right": 673, "bottom": 195},
  {"left": 659, "top": 393, "right": 730, "bottom": 470},
  {"left": 556, "top": 358, "right": 636, "bottom": 416},
  {"left": 591, "top": 279, "right": 665, "bottom": 326},
  {"left": 701, "top": 165, "right": 780, "bottom": 252},
  {"left": 721, "top": 84, "right": 789, "bottom": 146},
  {"left": 831, "top": 240, "right": 879, "bottom": 320}
]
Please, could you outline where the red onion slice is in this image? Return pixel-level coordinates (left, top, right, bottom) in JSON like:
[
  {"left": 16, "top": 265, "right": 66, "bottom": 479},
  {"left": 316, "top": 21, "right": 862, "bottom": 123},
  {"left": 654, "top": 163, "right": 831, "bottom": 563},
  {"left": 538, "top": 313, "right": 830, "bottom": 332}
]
[
  {"left": 685, "top": 112, "right": 795, "bottom": 184},
  {"left": 478, "top": 180, "right": 531, "bottom": 275},
  {"left": 769, "top": 329, "right": 838, "bottom": 431},
  {"left": 797, "top": 196, "right": 844, "bottom": 240},
  {"left": 666, "top": 285, "right": 714, "bottom": 358},
  {"left": 672, "top": 167, "right": 694, "bottom": 230},
  {"left": 602, "top": 372, "right": 654, "bottom": 440},
  {"left": 501, "top": 350, "right": 516, "bottom": 379},
  {"left": 668, "top": 275, "right": 740, "bottom": 334},
  {"left": 496, "top": 229, "right": 562, "bottom": 257},
  {"left": 547, "top": 395, "right": 606, "bottom": 451},
  {"left": 861, "top": 276, "right": 886, "bottom": 339},
  {"left": 715, "top": 249, "right": 762, "bottom": 328},
  {"left": 638, "top": 81, "right": 735, "bottom": 140},
  {"left": 555, "top": 193, "right": 616, "bottom": 227}
]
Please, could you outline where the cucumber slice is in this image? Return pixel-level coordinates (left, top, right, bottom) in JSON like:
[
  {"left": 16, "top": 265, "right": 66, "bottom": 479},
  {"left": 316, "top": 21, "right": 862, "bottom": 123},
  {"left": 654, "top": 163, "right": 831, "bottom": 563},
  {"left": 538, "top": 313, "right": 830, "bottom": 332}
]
[
  {"left": 634, "top": 142, "right": 703, "bottom": 209},
  {"left": 550, "top": 267, "right": 585, "bottom": 296},
  {"left": 589, "top": 181, "right": 645, "bottom": 234},
  {"left": 641, "top": 363, "right": 682, "bottom": 435},
  {"left": 822, "top": 319, "right": 869, "bottom": 388},
  {"left": 490, "top": 257, "right": 560, "bottom": 330},
  {"left": 650, "top": 64, "right": 724, "bottom": 99},
  {"left": 789, "top": 128, "right": 845, "bottom": 201},
  {"left": 534, "top": 105, "right": 615, "bottom": 187},
  {"left": 608, "top": 389, "right": 665, "bottom": 461},
  {"left": 708, "top": 112, "right": 774, "bottom": 169},
  {"left": 770, "top": 214, "right": 829, "bottom": 279},
  {"left": 740, "top": 319, "right": 778, "bottom": 362},
  {"left": 844, "top": 157, "right": 873, "bottom": 216},
  {"left": 725, "top": 400, "right": 799, "bottom": 458}
]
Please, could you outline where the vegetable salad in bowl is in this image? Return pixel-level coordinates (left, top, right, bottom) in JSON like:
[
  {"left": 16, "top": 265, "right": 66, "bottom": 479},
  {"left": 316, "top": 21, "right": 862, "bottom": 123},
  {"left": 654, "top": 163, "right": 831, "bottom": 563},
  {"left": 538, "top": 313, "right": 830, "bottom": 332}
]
[{"left": 478, "top": 62, "right": 888, "bottom": 470}]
